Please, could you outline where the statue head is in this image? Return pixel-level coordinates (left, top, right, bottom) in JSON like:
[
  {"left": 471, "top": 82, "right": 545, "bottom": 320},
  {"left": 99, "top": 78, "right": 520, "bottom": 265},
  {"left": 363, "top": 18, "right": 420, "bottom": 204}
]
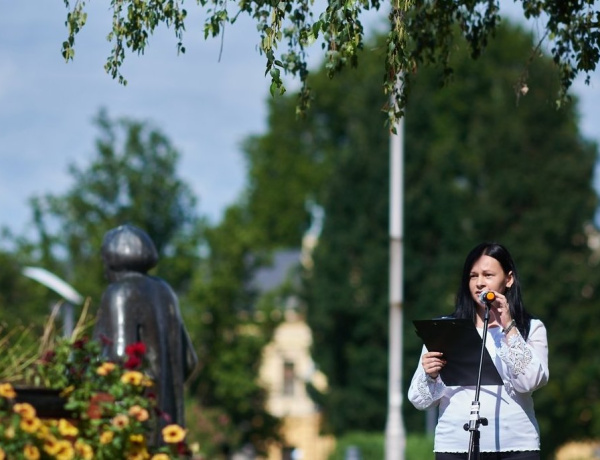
[{"left": 101, "top": 224, "right": 158, "bottom": 277}]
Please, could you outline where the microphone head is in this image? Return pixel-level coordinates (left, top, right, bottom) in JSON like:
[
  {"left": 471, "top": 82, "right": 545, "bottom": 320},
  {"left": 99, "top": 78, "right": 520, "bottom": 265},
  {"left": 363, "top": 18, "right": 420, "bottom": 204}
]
[{"left": 479, "top": 291, "right": 496, "bottom": 304}]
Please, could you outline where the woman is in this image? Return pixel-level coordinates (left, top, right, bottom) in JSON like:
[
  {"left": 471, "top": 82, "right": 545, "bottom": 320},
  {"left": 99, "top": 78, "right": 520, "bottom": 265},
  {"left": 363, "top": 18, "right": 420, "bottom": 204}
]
[{"left": 408, "top": 242, "right": 549, "bottom": 460}]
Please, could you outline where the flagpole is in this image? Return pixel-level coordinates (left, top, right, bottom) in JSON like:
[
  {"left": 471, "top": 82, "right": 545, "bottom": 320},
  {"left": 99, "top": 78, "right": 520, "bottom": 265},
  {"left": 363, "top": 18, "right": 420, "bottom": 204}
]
[{"left": 385, "top": 110, "right": 406, "bottom": 459}]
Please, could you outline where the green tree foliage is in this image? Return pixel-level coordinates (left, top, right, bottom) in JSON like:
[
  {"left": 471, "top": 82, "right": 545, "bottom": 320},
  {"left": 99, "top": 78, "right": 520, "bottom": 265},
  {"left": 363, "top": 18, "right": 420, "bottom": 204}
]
[
  {"left": 0, "top": 245, "right": 51, "bottom": 331},
  {"left": 181, "top": 96, "right": 344, "bottom": 454},
  {"left": 11, "top": 106, "right": 285, "bottom": 456},
  {"left": 185, "top": 204, "right": 282, "bottom": 455},
  {"left": 0, "top": 109, "right": 286, "bottom": 455},
  {"left": 28, "top": 109, "right": 203, "bottom": 301},
  {"left": 60, "top": 0, "right": 599, "bottom": 121},
  {"left": 403, "top": 24, "right": 600, "bottom": 458},
  {"left": 246, "top": 22, "right": 600, "bottom": 456},
  {"left": 240, "top": 95, "right": 334, "bottom": 247},
  {"left": 299, "top": 49, "right": 392, "bottom": 434}
]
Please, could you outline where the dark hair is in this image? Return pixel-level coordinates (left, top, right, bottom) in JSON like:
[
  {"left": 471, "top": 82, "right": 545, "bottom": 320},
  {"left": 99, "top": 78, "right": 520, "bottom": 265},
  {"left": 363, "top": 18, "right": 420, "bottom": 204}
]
[{"left": 453, "top": 242, "right": 532, "bottom": 339}]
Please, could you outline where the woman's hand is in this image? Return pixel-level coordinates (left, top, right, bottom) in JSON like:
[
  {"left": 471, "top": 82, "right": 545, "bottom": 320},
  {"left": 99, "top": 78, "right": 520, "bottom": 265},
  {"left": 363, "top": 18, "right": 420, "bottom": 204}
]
[
  {"left": 487, "top": 292, "right": 513, "bottom": 329},
  {"left": 422, "top": 351, "right": 446, "bottom": 379}
]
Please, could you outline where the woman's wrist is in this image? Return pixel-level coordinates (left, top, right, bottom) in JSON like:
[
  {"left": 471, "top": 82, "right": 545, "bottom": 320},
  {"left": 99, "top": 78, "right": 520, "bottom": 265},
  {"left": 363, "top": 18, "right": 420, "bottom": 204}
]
[
  {"left": 423, "top": 367, "right": 439, "bottom": 381},
  {"left": 502, "top": 319, "right": 516, "bottom": 335}
]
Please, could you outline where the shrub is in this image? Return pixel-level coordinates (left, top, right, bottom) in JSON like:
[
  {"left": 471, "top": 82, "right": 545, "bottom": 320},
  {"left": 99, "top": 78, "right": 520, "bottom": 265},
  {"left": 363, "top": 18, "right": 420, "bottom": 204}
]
[{"left": 327, "top": 431, "right": 434, "bottom": 460}]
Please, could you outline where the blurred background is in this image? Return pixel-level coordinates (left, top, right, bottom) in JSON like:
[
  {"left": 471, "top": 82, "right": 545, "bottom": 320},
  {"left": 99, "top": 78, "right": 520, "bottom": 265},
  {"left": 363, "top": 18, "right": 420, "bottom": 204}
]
[{"left": 1, "top": 1, "right": 599, "bottom": 459}]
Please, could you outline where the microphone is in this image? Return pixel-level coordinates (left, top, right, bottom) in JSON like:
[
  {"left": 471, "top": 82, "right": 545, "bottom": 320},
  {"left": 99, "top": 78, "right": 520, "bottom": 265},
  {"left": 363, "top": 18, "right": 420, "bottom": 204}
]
[{"left": 478, "top": 290, "right": 496, "bottom": 305}]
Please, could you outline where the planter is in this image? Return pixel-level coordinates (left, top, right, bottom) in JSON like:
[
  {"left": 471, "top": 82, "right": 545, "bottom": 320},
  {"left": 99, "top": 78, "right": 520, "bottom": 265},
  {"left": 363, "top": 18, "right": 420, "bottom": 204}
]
[{"left": 14, "top": 386, "right": 73, "bottom": 419}]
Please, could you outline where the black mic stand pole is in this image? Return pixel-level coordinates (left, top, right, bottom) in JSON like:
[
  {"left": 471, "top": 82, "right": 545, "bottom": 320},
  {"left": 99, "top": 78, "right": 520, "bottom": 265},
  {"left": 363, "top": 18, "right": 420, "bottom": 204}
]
[{"left": 463, "top": 304, "right": 491, "bottom": 460}]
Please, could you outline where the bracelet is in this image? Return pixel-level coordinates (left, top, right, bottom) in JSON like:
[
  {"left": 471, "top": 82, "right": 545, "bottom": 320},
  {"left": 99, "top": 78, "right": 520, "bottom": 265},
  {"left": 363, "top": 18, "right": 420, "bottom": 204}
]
[{"left": 502, "top": 319, "right": 516, "bottom": 334}]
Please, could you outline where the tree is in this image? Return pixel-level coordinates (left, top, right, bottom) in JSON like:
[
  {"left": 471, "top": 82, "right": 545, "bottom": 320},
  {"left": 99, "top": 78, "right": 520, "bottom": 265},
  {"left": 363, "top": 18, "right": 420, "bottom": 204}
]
[
  {"left": 240, "top": 95, "right": 335, "bottom": 248},
  {"left": 185, "top": 204, "right": 282, "bottom": 456},
  {"left": 60, "top": 0, "right": 599, "bottom": 122},
  {"left": 402, "top": 24, "right": 600, "bottom": 458},
  {"left": 22, "top": 108, "right": 285, "bottom": 456},
  {"left": 28, "top": 109, "right": 203, "bottom": 301},
  {"left": 243, "top": 21, "right": 600, "bottom": 457},
  {"left": 0, "top": 244, "right": 52, "bottom": 331}
]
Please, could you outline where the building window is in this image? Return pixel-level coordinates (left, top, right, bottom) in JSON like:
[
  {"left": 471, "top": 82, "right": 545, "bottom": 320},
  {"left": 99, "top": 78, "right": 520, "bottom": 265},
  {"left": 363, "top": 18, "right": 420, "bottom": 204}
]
[
  {"left": 283, "top": 447, "right": 302, "bottom": 459},
  {"left": 282, "top": 447, "right": 294, "bottom": 460},
  {"left": 283, "top": 360, "right": 295, "bottom": 396}
]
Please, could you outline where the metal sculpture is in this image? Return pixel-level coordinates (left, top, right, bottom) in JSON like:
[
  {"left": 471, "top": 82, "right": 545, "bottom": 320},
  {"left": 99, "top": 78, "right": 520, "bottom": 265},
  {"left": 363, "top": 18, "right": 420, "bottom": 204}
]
[{"left": 93, "top": 224, "right": 198, "bottom": 444}]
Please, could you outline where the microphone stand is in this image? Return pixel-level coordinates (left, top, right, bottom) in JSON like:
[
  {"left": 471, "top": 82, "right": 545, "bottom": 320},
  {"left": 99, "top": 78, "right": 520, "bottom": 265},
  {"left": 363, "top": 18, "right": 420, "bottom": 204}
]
[{"left": 463, "top": 304, "right": 491, "bottom": 460}]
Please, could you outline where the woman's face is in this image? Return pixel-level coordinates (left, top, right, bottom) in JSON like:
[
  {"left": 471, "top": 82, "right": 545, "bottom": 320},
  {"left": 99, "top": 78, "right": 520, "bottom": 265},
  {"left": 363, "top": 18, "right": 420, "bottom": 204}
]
[{"left": 468, "top": 255, "right": 513, "bottom": 306}]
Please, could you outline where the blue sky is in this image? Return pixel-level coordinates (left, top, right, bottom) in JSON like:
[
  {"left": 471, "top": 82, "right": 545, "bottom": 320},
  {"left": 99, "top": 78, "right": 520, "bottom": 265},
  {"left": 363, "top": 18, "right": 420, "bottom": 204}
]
[
  {"left": 1, "top": 2, "right": 599, "bottom": 239},
  {"left": 0, "top": 1, "right": 275, "bottom": 236}
]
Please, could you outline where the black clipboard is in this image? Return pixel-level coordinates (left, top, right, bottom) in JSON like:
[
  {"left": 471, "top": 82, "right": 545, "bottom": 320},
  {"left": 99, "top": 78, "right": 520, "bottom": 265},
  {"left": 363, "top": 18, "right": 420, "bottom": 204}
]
[{"left": 413, "top": 318, "right": 503, "bottom": 386}]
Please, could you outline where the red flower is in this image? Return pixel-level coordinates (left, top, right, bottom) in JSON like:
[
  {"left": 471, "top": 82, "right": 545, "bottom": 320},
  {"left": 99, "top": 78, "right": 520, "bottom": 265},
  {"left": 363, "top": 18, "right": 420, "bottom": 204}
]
[
  {"left": 124, "top": 355, "right": 142, "bottom": 369},
  {"left": 87, "top": 392, "right": 115, "bottom": 419},
  {"left": 177, "top": 441, "right": 192, "bottom": 456},
  {"left": 41, "top": 350, "right": 56, "bottom": 364},
  {"left": 73, "top": 337, "right": 89, "bottom": 349},
  {"left": 125, "top": 342, "right": 146, "bottom": 357},
  {"left": 123, "top": 342, "right": 147, "bottom": 369}
]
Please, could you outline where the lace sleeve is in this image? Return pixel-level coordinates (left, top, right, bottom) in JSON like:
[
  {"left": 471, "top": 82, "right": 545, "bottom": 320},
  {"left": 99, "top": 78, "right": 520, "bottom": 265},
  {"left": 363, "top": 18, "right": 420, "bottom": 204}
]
[
  {"left": 498, "top": 331, "right": 532, "bottom": 375},
  {"left": 408, "top": 367, "right": 446, "bottom": 410},
  {"left": 497, "top": 320, "right": 549, "bottom": 393}
]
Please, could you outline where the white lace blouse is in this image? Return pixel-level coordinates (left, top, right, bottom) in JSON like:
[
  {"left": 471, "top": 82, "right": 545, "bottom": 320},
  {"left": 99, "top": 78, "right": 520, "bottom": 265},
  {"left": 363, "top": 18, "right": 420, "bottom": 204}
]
[{"left": 407, "top": 318, "right": 549, "bottom": 453}]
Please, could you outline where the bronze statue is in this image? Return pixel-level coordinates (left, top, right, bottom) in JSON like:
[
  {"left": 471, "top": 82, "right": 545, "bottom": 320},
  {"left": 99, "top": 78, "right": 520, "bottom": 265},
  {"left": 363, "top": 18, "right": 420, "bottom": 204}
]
[{"left": 93, "top": 224, "right": 198, "bottom": 444}]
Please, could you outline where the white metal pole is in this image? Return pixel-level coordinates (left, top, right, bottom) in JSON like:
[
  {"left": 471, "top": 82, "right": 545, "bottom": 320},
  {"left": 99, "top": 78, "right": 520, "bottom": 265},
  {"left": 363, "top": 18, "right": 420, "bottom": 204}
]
[{"left": 385, "top": 113, "right": 406, "bottom": 459}]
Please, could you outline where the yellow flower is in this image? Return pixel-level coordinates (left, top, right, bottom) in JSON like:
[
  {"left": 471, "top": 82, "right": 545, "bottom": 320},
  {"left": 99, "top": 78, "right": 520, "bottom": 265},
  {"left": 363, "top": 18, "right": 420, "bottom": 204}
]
[
  {"left": 74, "top": 440, "right": 94, "bottom": 460},
  {"left": 189, "top": 442, "right": 200, "bottom": 454},
  {"left": 161, "top": 424, "right": 187, "bottom": 444},
  {"left": 150, "top": 455, "right": 169, "bottom": 460},
  {"left": 0, "top": 447, "right": 5, "bottom": 460},
  {"left": 36, "top": 422, "right": 51, "bottom": 439},
  {"left": 130, "top": 433, "right": 145, "bottom": 444},
  {"left": 121, "top": 371, "right": 145, "bottom": 386},
  {"left": 23, "top": 445, "right": 41, "bottom": 460},
  {"left": 0, "top": 383, "right": 16, "bottom": 399},
  {"left": 112, "top": 414, "right": 130, "bottom": 429},
  {"left": 4, "top": 425, "right": 15, "bottom": 439},
  {"left": 100, "top": 430, "right": 114, "bottom": 444},
  {"left": 60, "top": 386, "right": 75, "bottom": 397},
  {"left": 14, "top": 402, "right": 36, "bottom": 420},
  {"left": 58, "top": 418, "right": 78, "bottom": 437},
  {"left": 96, "top": 362, "right": 116, "bottom": 376},
  {"left": 127, "top": 447, "right": 150, "bottom": 460},
  {"left": 54, "top": 440, "right": 75, "bottom": 460},
  {"left": 20, "top": 416, "right": 42, "bottom": 433},
  {"left": 128, "top": 405, "right": 149, "bottom": 422},
  {"left": 43, "top": 436, "right": 61, "bottom": 456}
]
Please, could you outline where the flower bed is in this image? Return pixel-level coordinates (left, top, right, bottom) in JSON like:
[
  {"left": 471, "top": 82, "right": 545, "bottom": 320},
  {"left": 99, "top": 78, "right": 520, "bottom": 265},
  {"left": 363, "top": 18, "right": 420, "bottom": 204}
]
[{"left": 0, "top": 335, "right": 191, "bottom": 459}]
